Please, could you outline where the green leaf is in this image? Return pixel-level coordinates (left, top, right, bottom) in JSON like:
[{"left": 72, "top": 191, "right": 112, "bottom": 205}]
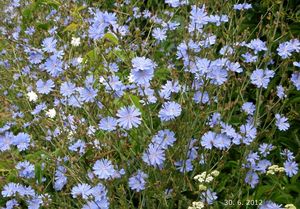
[
  {"left": 84, "top": 48, "right": 98, "bottom": 63},
  {"left": 39, "top": 0, "right": 61, "bottom": 9},
  {"left": 103, "top": 33, "right": 119, "bottom": 45},
  {"left": 285, "top": 183, "right": 300, "bottom": 194},
  {"left": 125, "top": 93, "right": 143, "bottom": 112},
  {"left": 272, "top": 192, "right": 294, "bottom": 203},
  {"left": 35, "top": 163, "right": 43, "bottom": 184},
  {"left": 113, "top": 50, "right": 127, "bottom": 62},
  {"left": 154, "top": 68, "right": 170, "bottom": 81},
  {"left": 63, "top": 23, "right": 78, "bottom": 32},
  {"left": 254, "top": 185, "right": 274, "bottom": 199},
  {"left": 36, "top": 22, "right": 50, "bottom": 30}
]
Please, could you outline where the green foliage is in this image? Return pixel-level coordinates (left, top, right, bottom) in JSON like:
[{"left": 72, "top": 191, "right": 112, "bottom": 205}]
[{"left": 0, "top": 0, "right": 300, "bottom": 208}]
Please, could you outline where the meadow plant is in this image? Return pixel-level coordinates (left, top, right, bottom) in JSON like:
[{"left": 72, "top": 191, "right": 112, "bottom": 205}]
[{"left": 0, "top": 0, "right": 299, "bottom": 208}]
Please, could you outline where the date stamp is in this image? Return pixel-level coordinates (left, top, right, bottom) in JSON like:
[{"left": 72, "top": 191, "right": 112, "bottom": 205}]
[{"left": 224, "top": 199, "right": 263, "bottom": 206}]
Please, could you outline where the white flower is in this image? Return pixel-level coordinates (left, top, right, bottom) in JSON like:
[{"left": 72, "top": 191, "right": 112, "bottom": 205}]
[
  {"left": 76, "top": 57, "right": 83, "bottom": 64},
  {"left": 211, "top": 170, "right": 220, "bottom": 177},
  {"left": 71, "top": 37, "right": 80, "bottom": 46},
  {"left": 27, "top": 91, "right": 38, "bottom": 102},
  {"left": 285, "top": 204, "right": 296, "bottom": 209},
  {"left": 205, "top": 175, "right": 214, "bottom": 183},
  {"left": 46, "top": 108, "right": 56, "bottom": 118},
  {"left": 190, "top": 201, "right": 205, "bottom": 209}
]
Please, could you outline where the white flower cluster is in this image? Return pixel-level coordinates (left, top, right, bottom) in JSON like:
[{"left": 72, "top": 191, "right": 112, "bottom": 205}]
[
  {"left": 188, "top": 201, "right": 204, "bottom": 209},
  {"left": 188, "top": 170, "right": 220, "bottom": 208},
  {"left": 285, "top": 204, "right": 297, "bottom": 209},
  {"left": 193, "top": 170, "right": 219, "bottom": 183},
  {"left": 266, "top": 165, "right": 285, "bottom": 175}
]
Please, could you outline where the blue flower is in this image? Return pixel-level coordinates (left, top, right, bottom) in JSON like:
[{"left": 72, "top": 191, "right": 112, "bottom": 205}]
[
  {"left": 128, "top": 170, "right": 148, "bottom": 192},
  {"left": 240, "top": 122, "right": 257, "bottom": 144},
  {"left": 226, "top": 61, "right": 243, "bottom": 73},
  {"left": 275, "top": 114, "right": 289, "bottom": 131},
  {"left": 88, "top": 9, "right": 117, "bottom": 40},
  {"left": 233, "top": 3, "right": 252, "bottom": 10},
  {"left": 142, "top": 143, "right": 166, "bottom": 167},
  {"left": 250, "top": 69, "right": 274, "bottom": 89},
  {"left": 174, "top": 159, "right": 193, "bottom": 173},
  {"left": 18, "top": 185, "right": 36, "bottom": 197},
  {"left": 208, "top": 14, "right": 228, "bottom": 26},
  {"left": 259, "top": 201, "right": 283, "bottom": 209},
  {"left": 293, "top": 61, "right": 300, "bottom": 67},
  {"left": 277, "top": 39, "right": 300, "bottom": 59},
  {"left": 71, "top": 183, "right": 92, "bottom": 199},
  {"left": 82, "top": 184, "right": 110, "bottom": 208},
  {"left": 78, "top": 86, "right": 98, "bottom": 103},
  {"left": 99, "top": 116, "right": 118, "bottom": 131},
  {"left": 1, "top": 183, "right": 35, "bottom": 197},
  {"left": 90, "top": 183, "right": 108, "bottom": 201},
  {"left": 201, "top": 131, "right": 216, "bottom": 149},
  {"left": 281, "top": 149, "right": 295, "bottom": 161},
  {"left": 176, "top": 42, "right": 189, "bottom": 65},
  {"left": 41, "top": 37, "right": 57, "bottom": 53},
  {"left": 246, "top": 152, "right": 260, "bottom": 167},
  {"left": 165, "top": 0, "right": 180, "bottom": 7},
  {"left": 31, "top": 102, "right": 47, "bottom": 115},
  {"left": 207, "top": 66, "right": 228, "bottom": 86},
  {"left": 101, "top": 75, "right": 125, "bottom": 97},
  {"left": 245, "top": 171, "right": 259, "bottom": 188},
  {"left": 291, "top": 72, "right": 300, "bottom": 90},
  {"left": 256, "top": 159, "right": 271, "bottom": 173},
  {"left": 152, "top": 28, "right": 167, "bottom": 42},
  {"left": 116, "top": 106, "right": 141, "bottom": 130},
  {"left": 158, "top": 101, "right": 182, "bottom": 122},
  {"left": 44, "top": 55, "right": 64, "bottom": 77},
  {"left": 25, "top": 26, "right": 35, "bottom": 35},
  {"left": 214, "top": 134, "right": 231, "bottom": 150},
  {"left": 27, "top": 50, "right": 43, "bottom": 64},
  {"left": 89, "top": 23, "right": 107, "bottom": 40},
  {"left": 258, "top": 143, "right": 274, "bottom": 157},
  {"left": 189, "top": 5, "right": 209, "bottom": 32},
  {"left": 27, "top": 195, "right": 43, "bottom": 209},
  {"left": 151, "top": 129, "right": 176, "bottom": 149},
  {"left": 130, "top": 57, "right": 157, "bottom": 85},
  {"left": 12, "top": 132, "right": 31, "bottom": 151},
  {"left": 68, "top": 140, "right": 86, "bottom": 154},
  {"left": 83, "top": 200, "right": 109, "bottom": 209},
  {"left": 159, "top": 80, "right": 181, "bottom": 100},
  {"left": 138, "top": 86, "right": 157, "bottom": 104},
  {"left": 242, "top": 52, "right": 258, "bottom": 63},
  {"left": 16, "top": 161, "right": 35, "bottom": 178},
  {"left": 93, "top": 158, "right": 116, "bottom": 179},
  {"left": 201, "top": 189, "right": 218, "bottom": 205},
  {"left": 66, "top": 95, "right": 82, "bottom": 108},
  {"left": 0, "top": 132, "right": 13, "bottom": 152},
  {"left": 242, "top": 102, "right": 256, "bottom": 115},
  {"left": 276, "top": 85, "right": 286, "bottom": 99},
  {"left": 3, "top": 199, "right": 19, "bottom": 208},
  {"left": 187, "top": 138, "right": 198, "bottom": 160},
  {"left": 36, "top": 79, "right": 55, "bottom": 94},
  {"left": 190, "top": 57, "right": 210, "bottom": 75},
  {"left": 208, "top": 112, "right": 221, "bottom": 127},
  {"left": 193, "top": 91, "right": 210, "bottom": 104},
  {"left": 247, "top": 39, "right": 267, "bottom": 54},
  {"left": 2, "top": 183, "right": 20, "bottom": 197},
  {"left": 54, "top": 166, "right": 67, "bottom": 191},
  {"left": 284, "top": 161, "right": 298, "bottom": 177},
  {"left": 60, "top": 81, "right": 76, "bottom": 97}
]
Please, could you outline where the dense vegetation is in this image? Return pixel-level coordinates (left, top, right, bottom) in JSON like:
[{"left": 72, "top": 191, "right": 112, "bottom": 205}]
[{"left": 0, "top": 0, "right": 299, "bottom": 208}]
